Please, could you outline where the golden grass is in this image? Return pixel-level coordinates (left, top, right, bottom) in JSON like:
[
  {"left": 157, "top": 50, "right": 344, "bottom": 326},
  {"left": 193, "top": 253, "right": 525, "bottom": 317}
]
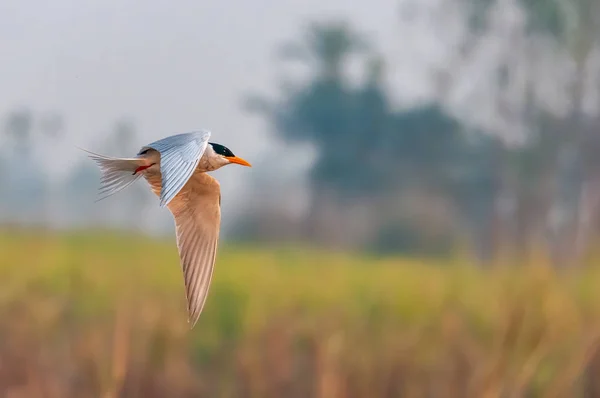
[{"left": 0, "top": 229, "right": 599, "bottom": 397}]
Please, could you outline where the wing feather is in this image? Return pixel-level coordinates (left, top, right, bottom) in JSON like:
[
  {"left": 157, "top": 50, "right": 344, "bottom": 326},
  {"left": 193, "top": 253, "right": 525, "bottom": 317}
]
[
  {"left": 143, "top": 131, "right": 211, "bottom": 207},
  {"left": 167, "top": 172, "right": 221, "bottom": 328}
]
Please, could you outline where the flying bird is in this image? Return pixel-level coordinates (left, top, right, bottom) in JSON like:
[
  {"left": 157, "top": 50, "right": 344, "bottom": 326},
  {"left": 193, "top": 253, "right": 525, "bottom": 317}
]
[{"left": 82, "top": 131, "right": 251, "bottom": 328}]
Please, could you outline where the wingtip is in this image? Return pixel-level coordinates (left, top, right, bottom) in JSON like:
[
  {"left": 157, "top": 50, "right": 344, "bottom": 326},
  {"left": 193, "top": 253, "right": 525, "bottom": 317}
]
[
  {"left": 188, "top": 316, "right": 199, "bottom": 330},
  {"left": 187, "top": 305, "right": 202, "bottom": 329}
]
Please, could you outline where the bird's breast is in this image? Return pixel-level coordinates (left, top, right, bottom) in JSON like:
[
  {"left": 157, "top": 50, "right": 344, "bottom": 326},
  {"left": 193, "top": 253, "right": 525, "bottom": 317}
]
[
  {"left": 143, "top": 172, "right": 163, "bottom": 198},
  {"left": 197, "top": 155, "right": 220, "bottom": 172}
]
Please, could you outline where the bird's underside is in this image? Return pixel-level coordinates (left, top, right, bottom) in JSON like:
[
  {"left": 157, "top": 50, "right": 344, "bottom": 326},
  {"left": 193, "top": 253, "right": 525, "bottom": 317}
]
[{"left": 144, "top": 168, "right": 222, "bottom": 327}]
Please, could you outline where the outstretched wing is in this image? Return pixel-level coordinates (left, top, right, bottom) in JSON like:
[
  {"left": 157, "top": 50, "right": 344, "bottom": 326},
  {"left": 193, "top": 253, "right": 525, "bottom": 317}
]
[
  {"left": 167, "top": 172, "right": 221, "bottom": 328},
  {"left": 142, "top": 131, "right": 211, "bottom": 207}
]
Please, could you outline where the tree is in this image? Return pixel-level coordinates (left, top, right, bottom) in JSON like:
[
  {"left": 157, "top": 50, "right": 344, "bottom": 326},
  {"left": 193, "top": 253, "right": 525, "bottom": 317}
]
[
  {"left": 276, "top": 20, "right": 370, "bottom": 80},
  {"left": 1, "top": 109, "right": 47, "bottom": 226},
  {"left": 245, "top": 20, "right": 471, "bottom": 253},
  {"left": 4, "top": 108, "right": 34, "bottom": 155}
]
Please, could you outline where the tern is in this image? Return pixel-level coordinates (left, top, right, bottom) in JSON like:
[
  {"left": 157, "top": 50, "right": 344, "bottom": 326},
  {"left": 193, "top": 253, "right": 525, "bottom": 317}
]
[{"left": 82, "top": 130, "right": 251, "bottom": 328}]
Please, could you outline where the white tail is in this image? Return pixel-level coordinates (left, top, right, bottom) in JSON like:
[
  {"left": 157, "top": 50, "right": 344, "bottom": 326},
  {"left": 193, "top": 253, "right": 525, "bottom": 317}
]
[{"left": 79, "top": 148, "right": 145, "bottom": 202}]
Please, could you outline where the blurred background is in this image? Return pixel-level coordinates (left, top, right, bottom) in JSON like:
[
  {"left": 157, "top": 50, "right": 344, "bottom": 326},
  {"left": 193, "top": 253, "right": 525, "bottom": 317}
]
[{"left": 2, "top": 0, "right": 600, "bottom": 396}]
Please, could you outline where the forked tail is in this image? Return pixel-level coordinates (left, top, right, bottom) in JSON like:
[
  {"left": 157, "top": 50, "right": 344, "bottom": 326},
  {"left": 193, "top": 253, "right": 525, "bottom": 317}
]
[{"left": 79, "top": 147, "right": 145, "bottom": 202}]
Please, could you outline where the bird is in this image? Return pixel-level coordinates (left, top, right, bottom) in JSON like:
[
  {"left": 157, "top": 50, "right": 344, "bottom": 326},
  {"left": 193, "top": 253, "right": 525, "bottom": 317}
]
[{"left": 81, "top": 130, "right": 251, "bottom": 328}]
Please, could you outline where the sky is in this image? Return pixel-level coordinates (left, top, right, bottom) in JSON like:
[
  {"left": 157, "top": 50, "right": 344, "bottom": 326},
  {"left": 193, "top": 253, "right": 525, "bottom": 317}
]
[
  {"left": 1, "top": 0, "right": 459, "bottom": 230},
  {"left": 15, "top": 0, "right": 580, "bottom": 236},
  {"left": 1, "top": 0, "right": 592, "bottom": 238},
  {"left": 1, "top": 0, "right": 580, "bottom": 174},
  {"left": 0, "top": 0, "right": 420, "bottom": 168}
]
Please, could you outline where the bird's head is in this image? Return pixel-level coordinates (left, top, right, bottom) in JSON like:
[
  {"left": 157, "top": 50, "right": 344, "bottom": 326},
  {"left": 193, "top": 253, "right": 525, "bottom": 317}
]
[{"left": 207, "top": 142, "right": 252, "bottom": 168}]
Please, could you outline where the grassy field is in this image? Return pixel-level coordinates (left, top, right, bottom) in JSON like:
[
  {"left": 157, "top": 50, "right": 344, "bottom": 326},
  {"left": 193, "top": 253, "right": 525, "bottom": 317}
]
[{"left": 1, "top": 230, "right": 600, "bottom": 397}]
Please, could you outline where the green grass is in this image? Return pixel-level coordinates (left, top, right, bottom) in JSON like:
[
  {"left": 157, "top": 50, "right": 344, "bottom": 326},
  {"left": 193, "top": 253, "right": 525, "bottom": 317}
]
[{"left": 0, "top": 229, "right": 599, "bottom": 397}]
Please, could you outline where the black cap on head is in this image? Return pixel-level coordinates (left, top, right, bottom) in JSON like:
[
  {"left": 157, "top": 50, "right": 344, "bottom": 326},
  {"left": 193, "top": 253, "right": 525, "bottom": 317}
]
[{"left": 209, "top": 142, "right": 235, "bottom": 157}]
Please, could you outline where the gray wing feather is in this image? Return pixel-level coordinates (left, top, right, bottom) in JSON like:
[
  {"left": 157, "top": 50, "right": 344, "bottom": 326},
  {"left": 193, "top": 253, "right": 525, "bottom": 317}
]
[{"left": 142, "top": 131, "right": 211, "bottom": 207}]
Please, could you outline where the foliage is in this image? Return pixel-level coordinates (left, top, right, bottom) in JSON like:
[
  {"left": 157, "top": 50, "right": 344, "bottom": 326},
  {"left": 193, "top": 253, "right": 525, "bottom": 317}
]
[
  {"left": 249, "top": 22, "right": 471, "bottom": 199},
  {"left": 244, "top": 20, "right": 494, "bottom": 255},
  {"left": 276, "top": 20, "right": 370, "bottom": 79},
  {"left": 3, "top": 108, "right": 34, "bottom": 154},
  {"left": 242, "top": 1, "right": 600, "bottom": 263},
  {"left": 1, "top": 230, "right": 600, "bottom": 397}
]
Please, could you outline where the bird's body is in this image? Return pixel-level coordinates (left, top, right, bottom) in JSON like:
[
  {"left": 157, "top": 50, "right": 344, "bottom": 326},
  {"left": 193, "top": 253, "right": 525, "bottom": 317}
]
[{"left": 82, "top": 131, "right": 251, "bottom": 328}]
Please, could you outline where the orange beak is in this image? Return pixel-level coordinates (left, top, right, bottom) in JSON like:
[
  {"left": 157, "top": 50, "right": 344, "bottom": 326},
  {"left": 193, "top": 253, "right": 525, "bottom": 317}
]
[{"left": 227, "top": 156, "right": 252, "bottom": 167}]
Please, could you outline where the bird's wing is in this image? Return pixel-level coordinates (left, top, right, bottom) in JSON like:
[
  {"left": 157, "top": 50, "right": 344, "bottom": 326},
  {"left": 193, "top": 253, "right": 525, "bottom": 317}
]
[
  {"left": 166, "top": 172, "right": 221, "bottom": 328},
  {"left": 142, "top": 131, "right": 211, "bottom": 207}
]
